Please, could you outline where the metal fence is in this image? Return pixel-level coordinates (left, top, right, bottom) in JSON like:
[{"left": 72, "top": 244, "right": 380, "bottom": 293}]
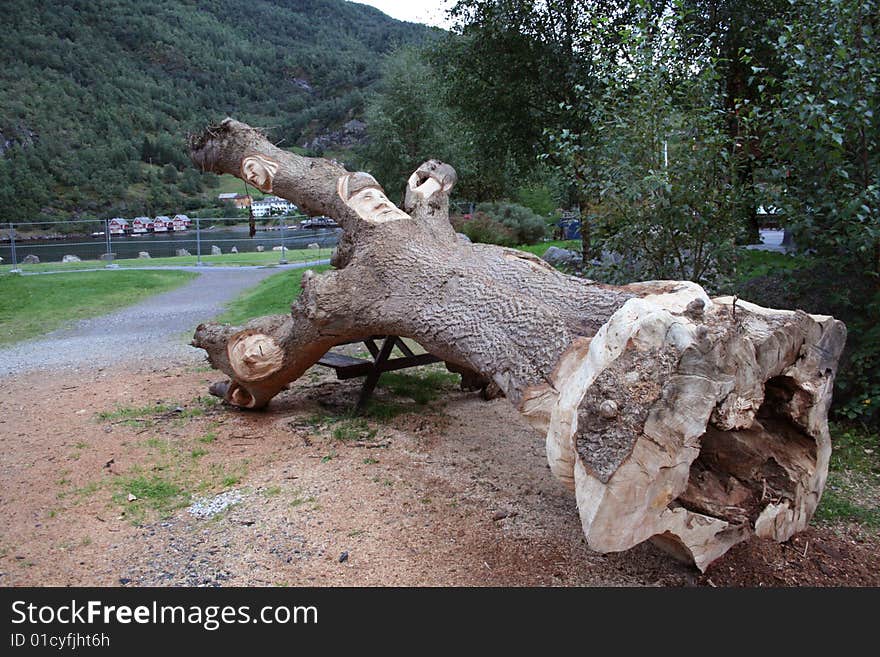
[{"left": 0, "top": 216, "right": 341, "bottom": 272}]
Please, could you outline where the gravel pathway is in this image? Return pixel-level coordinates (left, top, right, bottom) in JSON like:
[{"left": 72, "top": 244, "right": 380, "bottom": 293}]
[{"left": 0, "top": 264, "right": 324, "bottom": 376}]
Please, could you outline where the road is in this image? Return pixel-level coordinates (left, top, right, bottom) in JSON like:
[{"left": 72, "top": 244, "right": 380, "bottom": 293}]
[{"left": 0, "top": 263, "right": 326, "bottom": 376}]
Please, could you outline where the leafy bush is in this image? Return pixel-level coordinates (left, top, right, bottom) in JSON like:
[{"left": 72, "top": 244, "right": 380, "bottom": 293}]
[
  {"left": 474, "top": 202, "right": 547, "bottom": 245},
  {"left": 451, "top": 211, "right": 517, "bottom": 246}
]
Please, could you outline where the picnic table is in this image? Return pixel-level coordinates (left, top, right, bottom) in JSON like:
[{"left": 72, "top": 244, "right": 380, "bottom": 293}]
[{"left": 316, "top": 336, "right": 442, "bottom": 412}]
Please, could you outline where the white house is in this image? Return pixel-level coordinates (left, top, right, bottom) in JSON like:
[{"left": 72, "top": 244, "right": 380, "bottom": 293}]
[
  {"left": 251, "top": 196, "right": 297, "bottom": 217},
  {"left": 153, "top": 215, "right": 171, "bottom": 232},
  {"left": 108, "top": 217, "right": 129, "bottom": 235},
  {"left": 171, "top": 214, "right": 191, "bottom": 231},
  {"left": 131, "top": 216, "right": 153, "bottom": 234}
]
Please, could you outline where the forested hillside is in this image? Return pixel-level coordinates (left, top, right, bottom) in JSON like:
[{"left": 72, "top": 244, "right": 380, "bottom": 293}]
[{"left": 0, "top": 0, "right": 430, "bottom": 221}]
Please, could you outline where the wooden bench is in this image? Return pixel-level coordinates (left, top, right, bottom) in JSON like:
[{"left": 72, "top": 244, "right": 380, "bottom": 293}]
[{"left": 315, "top": 336, "right": 442, "bottom": 412}]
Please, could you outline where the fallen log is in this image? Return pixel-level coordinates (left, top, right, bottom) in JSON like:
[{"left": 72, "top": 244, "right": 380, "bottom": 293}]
[{"left": 188, "top": 118, "right": 846, "bottom": 571}]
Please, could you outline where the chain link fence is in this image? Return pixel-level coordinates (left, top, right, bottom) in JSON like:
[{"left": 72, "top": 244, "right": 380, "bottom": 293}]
[{"left": 0, "top": 216, "right": 340, "bottom": 272}]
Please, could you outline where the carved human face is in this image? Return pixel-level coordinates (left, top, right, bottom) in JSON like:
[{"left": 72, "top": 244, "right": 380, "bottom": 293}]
[
  {"left": 346, "top": 186, "right": 409, "bottom": 224},
  {"left": 241, "top": 155, "right": 279, "bottom": 193}
]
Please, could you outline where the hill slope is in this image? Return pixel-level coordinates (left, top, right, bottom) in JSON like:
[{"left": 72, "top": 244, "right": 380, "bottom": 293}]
[{"left": 0, "top": 0, "right": 431, "bottom": 221}]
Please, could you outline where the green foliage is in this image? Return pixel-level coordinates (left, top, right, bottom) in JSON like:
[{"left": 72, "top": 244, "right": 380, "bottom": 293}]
[
  {"left": 475, "top": 202, "right": 547, "bottom": 245},
  {"left": 545, "top": 8, "right": 742, "bottom": 285},
  {"left": 452, "top": 202, "right": 547, "bottom": 246},
  {"left": 0, "top": 0, "right": 430, "bottom": 220},
  {"left": 451, "top": 211, "right": 517, "bottom": 246},
  {"left": 751, "top": 0, "right": 880, "bottom": 423}
]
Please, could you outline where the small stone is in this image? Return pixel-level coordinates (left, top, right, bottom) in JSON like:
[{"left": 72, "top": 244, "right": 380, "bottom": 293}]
[
  {"left": 339, "top": 551, "right": 349, "bottom": 563},
  {"left": 127, "top": 493, "right": 138, "bottom": 502},
  {"left": 598, "top": 399, "right": 619, "bottom": 419},
  {"left": 492, "top": 510, "right": 517, "bottom": 521},
  {"left": 119, "top": 577, "right": 131, "bottom": 585}
]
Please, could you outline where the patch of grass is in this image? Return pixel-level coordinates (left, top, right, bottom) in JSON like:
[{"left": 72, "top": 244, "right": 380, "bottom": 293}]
[
  {"left": 199, "top": 432, "right": 217, "bottom": 444},
  {"left": 732, "top": 249, "right": 807, "bottom": 284},
  {"left": 190, "top": 448, "right": 208, "bottom": 459},
  {"left": 815, "top": 483, "right": 880, "bottom": 527},
  {"left": 114, "top": 473, "right": 189, "bottom": 521},
  {"left": 262, "top": 485, "right": 282, "bottom": 497},
  {"left": 377, "top": 368, "right": 459, "bottom": 405},
  {"left": 97, "top": 403, "right": 174, "bottom": 425},
  {"left": 0, "top": 270, "right": 195, "bottom": 344},
  {"left": 217, "top": 265, "right": 331, "bottom": 323},
  {"left": 74, "top": 441, "right": 89, "bottom": 450},
  {"left": 0, "top": 248, "right": 327, "bottom": 274},
  {"left": 363, "top": 457, "right": 379, "bottom": 465},
  {"left": 814, "top": 423, "right": 880, "bottom": 529},
  {"left": 75, "top": 481, "right": 101, "bottom": 498},
  {"left": 321, "top": 449, "right": 337, "bottom": 463},
  {"left": 829, "top": 423, "right": 879, "bottom": 475},
  {"left": 361, "top": 400, "right": 409, "bottom": 420},
  {"left": 513, "top": 240, "right": 581, "bottom": 258},
  {"left": 331, "top": 418, "right": 377, "bottom": 442}
]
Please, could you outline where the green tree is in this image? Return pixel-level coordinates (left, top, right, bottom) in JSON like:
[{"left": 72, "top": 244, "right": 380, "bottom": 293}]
[
  {"left": 756, "top": 0, "right": 879, "bottom": 421},
  {"left": 437, "top": 0, "right": 662, "bottom": 257},
  {"left": 545, "top": 6, "right": 741, "bottom": 285}
]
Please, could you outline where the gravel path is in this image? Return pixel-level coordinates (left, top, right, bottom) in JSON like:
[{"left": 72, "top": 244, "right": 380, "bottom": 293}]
[{"left": 0, "top": 264, "right": 324, "bottom": 376}]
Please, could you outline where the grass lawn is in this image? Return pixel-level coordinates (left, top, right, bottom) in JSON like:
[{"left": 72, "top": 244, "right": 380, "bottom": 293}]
[
  {"left": 217, "top": 265, "right": 330, "bottom": 324},
  {"left": 0, "top": 247, "right": 330, "bottom": 274},
  {"left": 0, "top": 270, "right": 196, "bottom": 345},
  {"left": 815, "top": 423, "right": 880, "bottom": 530},
  {"left": 514, "top": 240, "right": 581, "bottom": 258},
  {"left": 733, "top": 249, "right": 806, "bottom": 282}
]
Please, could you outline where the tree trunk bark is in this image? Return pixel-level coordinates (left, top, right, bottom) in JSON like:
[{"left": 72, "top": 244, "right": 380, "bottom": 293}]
[{"left": 188, "top": 118, "right": 846, "bottom": 571}]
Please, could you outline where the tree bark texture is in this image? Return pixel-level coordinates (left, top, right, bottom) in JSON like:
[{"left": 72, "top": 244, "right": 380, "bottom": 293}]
[{"left": 188, "top": 118, "right": 846, "bottom": 571}]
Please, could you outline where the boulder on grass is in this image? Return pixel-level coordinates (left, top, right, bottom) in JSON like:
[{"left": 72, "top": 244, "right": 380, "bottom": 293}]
[
  {"left": 307, "top": 242, "right": 320, "bottom": 250},
  {"left": 100, "top": 253, "right": 115, "bottom": 261},
  {"left": 542, "top": 246, "right": 580, "bottom": 268},
  {"left": 138, "top": 251, "right": 151, "bottom": 259},
  {"left": 176, "top": 249, "right": 191, "bottom": 257},
  {"left": 62, "top": 255, "right": 81, "bottom": 263},
  {"left": 256, "top": 245, "right": 265, "bottom": 252},
  {"left": 230, "top": 246, "right": 238, "bottom": 253},
  {"left": 211, "top": 245, "right": 222, "bottom": 255},
  {"left": 22, "top": 254, "right": 40, "bottom": 264}
]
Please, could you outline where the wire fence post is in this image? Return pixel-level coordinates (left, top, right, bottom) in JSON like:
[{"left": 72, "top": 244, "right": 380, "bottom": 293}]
[
  {"left": 104, "top": 218, "right": 118, "bottom": 268},
  {"left": 279, "top": 217, "right": 288, "bottom": 264},
  {"left": 196, "top": 217, "right": 203, "bottom": 266},
  {"left": 9, "top": 222, "right": 21, "bottom": 272}
]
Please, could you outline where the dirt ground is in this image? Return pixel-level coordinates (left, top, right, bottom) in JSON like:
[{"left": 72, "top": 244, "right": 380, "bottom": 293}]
[{"left": 1, "top": 363, "right": 877, "bottom": 587}]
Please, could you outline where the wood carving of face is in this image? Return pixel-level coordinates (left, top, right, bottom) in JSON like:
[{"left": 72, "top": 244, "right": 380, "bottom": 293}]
[
  {"left": 337, "top": 171, "right": 409, "bottom": 224},
  {"left": 241, "top": 155, "right": 279, "bottom": 193}
]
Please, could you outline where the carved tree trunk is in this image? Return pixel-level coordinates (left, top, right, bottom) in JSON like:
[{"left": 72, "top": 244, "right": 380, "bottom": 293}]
[{"left": 188, "top": 119, "right": 846, "bottom": 571}]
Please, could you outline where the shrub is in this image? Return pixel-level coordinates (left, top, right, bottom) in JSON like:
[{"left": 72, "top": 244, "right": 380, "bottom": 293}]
[
  {"left": 451, "top": 211, "right": 517, "bottom": 246},
  {"left": 474, "top": 202, "right": 547, "bottom": 245}
]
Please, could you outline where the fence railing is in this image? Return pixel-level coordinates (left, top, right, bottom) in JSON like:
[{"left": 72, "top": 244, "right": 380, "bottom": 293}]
[{"left": 0, "top": 216, "right": 341, "bottom": 272}]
